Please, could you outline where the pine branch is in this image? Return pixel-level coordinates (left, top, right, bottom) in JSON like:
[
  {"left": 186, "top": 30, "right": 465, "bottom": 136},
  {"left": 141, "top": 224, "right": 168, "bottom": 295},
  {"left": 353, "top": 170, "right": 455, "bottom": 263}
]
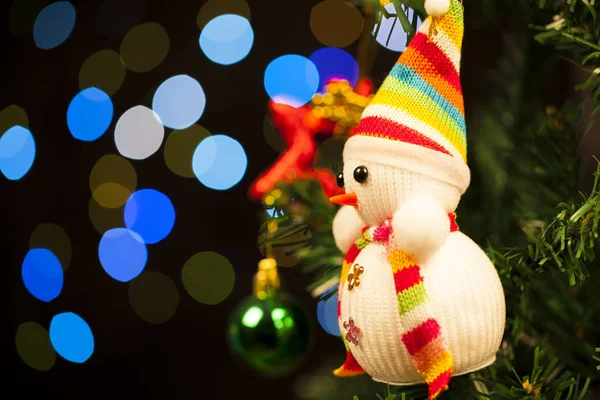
[
  {"left": 458, "top": 26, "right": 582, "bottom": 249},
  {"left": 489, "top": 161, "right": 600, "bottom": 290},
  {"left": 264, "top": 178, "right": 343, "bottom": 294},
  {"left": 474, "top": 347, "right": 592, "bottom": 400},
  {"left": 593, "top": 348, "right": 600, "bottom": 370},
  {"left": 349, "top": 348, "right": 591, "bottom": 400},
  {"left": 532, "top": 0, "right": 600, "bottom": 115}
]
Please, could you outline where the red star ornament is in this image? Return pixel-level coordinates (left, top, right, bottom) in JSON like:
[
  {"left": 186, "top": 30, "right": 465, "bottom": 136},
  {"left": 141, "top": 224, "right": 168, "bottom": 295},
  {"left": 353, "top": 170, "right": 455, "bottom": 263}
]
[
  {"left": 249, "top": 78, "right": 374, "bottom": 202},
  {"left": 249, "top": 100, "right": 336, "bottom": 201}
]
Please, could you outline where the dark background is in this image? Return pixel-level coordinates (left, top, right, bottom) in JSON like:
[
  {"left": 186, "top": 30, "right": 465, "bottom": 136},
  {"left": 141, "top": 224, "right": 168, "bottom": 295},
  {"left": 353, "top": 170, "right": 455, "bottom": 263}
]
[{"left": 1, "top": 1, "right": 586, "bottom": 399}]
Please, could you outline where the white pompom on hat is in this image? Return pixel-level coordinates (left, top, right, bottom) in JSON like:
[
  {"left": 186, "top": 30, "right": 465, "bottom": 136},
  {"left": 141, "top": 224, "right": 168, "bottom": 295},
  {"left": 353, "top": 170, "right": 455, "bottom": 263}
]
[{"left": 425, "top": 0, "right": 451, "bottom": 17}]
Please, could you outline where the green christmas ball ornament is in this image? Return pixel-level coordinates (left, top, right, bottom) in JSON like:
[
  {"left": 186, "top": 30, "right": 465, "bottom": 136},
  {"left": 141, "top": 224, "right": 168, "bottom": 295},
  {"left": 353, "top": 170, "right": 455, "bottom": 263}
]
[{"left": 227, "top": 258, "right": 313, "bottom": 377}]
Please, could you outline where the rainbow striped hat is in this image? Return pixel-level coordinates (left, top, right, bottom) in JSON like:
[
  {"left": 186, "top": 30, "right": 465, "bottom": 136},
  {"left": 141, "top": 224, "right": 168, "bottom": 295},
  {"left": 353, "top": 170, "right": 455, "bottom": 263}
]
[{"left": 345, "top": 0, "right": 470, "bottom": 193}]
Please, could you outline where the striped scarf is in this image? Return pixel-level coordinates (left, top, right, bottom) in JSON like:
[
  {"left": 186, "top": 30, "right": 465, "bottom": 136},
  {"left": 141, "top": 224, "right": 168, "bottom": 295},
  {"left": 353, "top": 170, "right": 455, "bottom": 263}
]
[{"left": 335, "top": 213, "right": 459, "bottom": 399}]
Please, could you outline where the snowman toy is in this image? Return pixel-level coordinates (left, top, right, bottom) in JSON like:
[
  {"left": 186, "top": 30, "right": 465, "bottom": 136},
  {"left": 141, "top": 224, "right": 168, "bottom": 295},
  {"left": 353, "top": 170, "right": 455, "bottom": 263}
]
[{"left": 328, "top": 0, "right": 506, "bottom": 398}]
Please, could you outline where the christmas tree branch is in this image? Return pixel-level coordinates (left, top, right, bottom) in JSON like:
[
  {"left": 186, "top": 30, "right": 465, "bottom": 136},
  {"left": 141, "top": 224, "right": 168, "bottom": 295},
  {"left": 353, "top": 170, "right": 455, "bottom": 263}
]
[
  {"left": 532, "top": 0, "right": 600, "bottom": 115},
  {"left": 268, "top": 178, "right": 343, "bottom": 296},
  {"left": 473, "top": 347, "right": 591, "bottom": 400},
  {"left": 349, "top": 348, "right": 591, "bottom": 400},
  {"left": 350, "top": 0, "right": 426, "bottom": 52},
  {"left": 489, "top": 160, "right": 600, "bottom": 289}
]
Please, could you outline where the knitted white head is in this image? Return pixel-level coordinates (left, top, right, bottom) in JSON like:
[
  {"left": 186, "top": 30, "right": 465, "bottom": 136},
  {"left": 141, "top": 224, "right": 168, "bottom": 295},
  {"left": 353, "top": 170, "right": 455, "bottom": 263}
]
[
  {"left": 339, "top": 162, "right": 462, "bottom": 227},
  {"left": 331, "top": 0, "right": 470, "bottom": 260}
]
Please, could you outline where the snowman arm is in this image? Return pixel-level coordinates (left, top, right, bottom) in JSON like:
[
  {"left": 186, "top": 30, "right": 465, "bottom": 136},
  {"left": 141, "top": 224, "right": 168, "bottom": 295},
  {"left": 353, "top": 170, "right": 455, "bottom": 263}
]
[
  {"left": 391, "top": 196, "right": 450, "bottom": 262},
  {"left": 332, "top": 206, "right": 366, "bottom": 254}
]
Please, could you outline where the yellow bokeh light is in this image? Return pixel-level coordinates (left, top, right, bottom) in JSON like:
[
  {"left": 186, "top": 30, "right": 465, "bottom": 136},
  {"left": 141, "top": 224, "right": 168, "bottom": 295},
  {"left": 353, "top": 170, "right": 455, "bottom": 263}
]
[
  {"left": 8, "top": 0, "right": 48, "bottom": 35},
  {"left": 92, "top": 183, "right": 132, "bottom": 209},
  {"left": 79, "top": 49, "right": 126, "bottom": 96},
  {"left": 120, "top": 23, "right": 170, "bottom": 73},
  {"left": 310, "top": 0, "right": 364, "bottom": 48},
  {"left": 196, "top": 0, "right": 251, "bottom": 30},
  {"left": 89, "top": 154, "right": 137, "bottom": 209},
  {"left": 272, "top": 189, "right": 282, "bottom": 199},
  {"left": 263, "top": 114, "right": 285, "bottom": 153},
  {"left": 258, "top": 219, "right": 312, "bottom": 268},
  {"left": 267, "top": 220, "right": 279, "bottom": 233},
  {"left": 164, "top": 124, "right": 211, "bottom": 178},
  {"left": 88, "top": 196, "right": 126, "bottom": 235},
  {"left": 0, "top": 104, "right": 28, "bottom": 135},
  {"left": 29, "top": 223, "right": 71, "bottom": 271},
  {"left": 265, "top": 196, "right": 275, "bottom": 206},
  {"left": 15, "top": 322, "right": 56, "bottom": 372},
  {"left": 181, "top": 252, "right": 235, "bottom": 305},
  {"left": 128, "top": 271, "right": 180, "bottom": 324}
]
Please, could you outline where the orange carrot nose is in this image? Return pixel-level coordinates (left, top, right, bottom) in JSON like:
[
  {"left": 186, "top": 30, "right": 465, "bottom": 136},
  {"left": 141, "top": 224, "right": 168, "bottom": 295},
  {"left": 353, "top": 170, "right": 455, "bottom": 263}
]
[{"left": 329, "top": 193, "right": 358, "bottom": 207}]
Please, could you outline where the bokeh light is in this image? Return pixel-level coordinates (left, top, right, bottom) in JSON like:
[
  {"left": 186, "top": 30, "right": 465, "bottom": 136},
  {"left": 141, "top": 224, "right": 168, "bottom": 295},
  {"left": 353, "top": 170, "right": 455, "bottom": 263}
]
[
  {"left": 124, "top": 189, "right": 175, "bottom": 245},
  {"left": 22, "top": 248, "right": 63, "bottom": 302},
  {"left": 309, "top": 47, "right": 359, "bottom": 91},
  {"left": 310, "top": 0, "right": 363, "bottom": 48},
  {"left": 258, "top": 219, "right": 312, "bottom": 267},
  {"left": 120, "top": 23, "right": 170, "bottom": 73},
  {"left": 263, "top": 114, "right": 285, "bottom": 153},
  {"left": 264, "top": 55, "right": 319, "bottom": 107},
  {"left": 313, "top": 136, "right": 346, "bottom": 171},
  {"left": 192, "top": 134, "right": 247, "bottom": 190},
  {"left": 0, "top": 105, "right": 29, "bottom": 134},
  {"left": 114, "top": 105, "right": 164, "bottom": 160},
  {"left": 316, "top": 287, "right": 340, "bottom": 336},
  {"left": 181, "top": 252, "right": 235, "bottom": 305},
  {"left": 265, "top": 207, "right": 278, "bottom": 218},
  {"left": 79, "top": 49, "right": 126, "bottom": 96},
  {"left": 128, "top": 271, "right": 180, "bottom": 324},
  {"left": 196, "top": 0, "right": 251, "bottom": 30},
  {"left": 199, "top": 14, "right": 253, "bottom": 65},
  {"left": 33, "top": 1, "right": 76, "bottom": 50},
  {"left": 98, "top": 227, "right": 147, "bottom": 282},
  {"left": 373, "top": 3, "right": 422, "bottom": 52},
  {"left": 89, "top": 154, "right": 137, "bottom": 209},
  {"left": 9, "top": 0, "right": 48, "bottom": 35},
  {"left": 164, "top": 124, "right": 211, "bottom": 178},
  {"left": 15, "top": 321, "right": 56, "bottom": 371},
  {"left": 29, "top": 223, "right": 72, "bottom": 271},
  {"left": 96, "top": 0, "right": 144, "bottom": 39},
  {"left": 49, "top": 312, "right": 94, "bottom": 363},
  {"left": 67, "top": 87, "right": 114, "bottom": 142},
  {"left": 92, "top": 185, "right": 131, "bottom": 211},
  {"left": 0, "top": 125, "right": 35, "bottom": 180},
  {"left": 293, "top": 374, "right": 338, "bottom": 400},
  {"left": 152, "top": 75, "right": 206, "bottom": 130},
  {"left": 88, "top": 197, "right": 126, "bottom": 235}
]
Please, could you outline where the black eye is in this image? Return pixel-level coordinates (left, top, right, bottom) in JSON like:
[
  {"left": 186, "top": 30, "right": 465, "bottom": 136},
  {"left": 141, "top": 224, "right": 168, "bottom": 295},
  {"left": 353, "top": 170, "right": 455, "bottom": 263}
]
[
  {"left": 336, "top": 172, "right": 344, "bottom": 188},
  {"left": 353, "top": 166, "right": 368, "bottom": 184}
]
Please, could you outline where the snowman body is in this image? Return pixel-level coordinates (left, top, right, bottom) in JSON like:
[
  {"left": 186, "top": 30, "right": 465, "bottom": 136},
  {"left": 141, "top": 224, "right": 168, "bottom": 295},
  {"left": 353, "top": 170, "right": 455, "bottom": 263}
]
[{"left": 338, "top": 230, "right": 505, "bottom": 385}]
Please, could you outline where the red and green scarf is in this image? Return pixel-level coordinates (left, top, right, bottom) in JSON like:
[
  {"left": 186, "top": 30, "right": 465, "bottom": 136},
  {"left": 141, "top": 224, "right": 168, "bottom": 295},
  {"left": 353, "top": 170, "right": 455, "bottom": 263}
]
[{"left": 334, "top": 213, "right": 459, "bottom": 400}]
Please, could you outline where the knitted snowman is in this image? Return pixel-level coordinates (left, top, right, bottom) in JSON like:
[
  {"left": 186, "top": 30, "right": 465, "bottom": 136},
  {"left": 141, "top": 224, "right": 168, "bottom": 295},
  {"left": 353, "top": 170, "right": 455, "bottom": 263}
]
[{"left": 329, "top": 0, "right": 506, "bottom": 399}]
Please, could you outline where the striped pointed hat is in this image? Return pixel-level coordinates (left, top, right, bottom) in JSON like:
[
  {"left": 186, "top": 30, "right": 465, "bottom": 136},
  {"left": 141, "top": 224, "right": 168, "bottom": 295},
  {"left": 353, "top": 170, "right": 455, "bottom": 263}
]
[{"left": 345, "top": 0, "right": 470, "bottom": 193}]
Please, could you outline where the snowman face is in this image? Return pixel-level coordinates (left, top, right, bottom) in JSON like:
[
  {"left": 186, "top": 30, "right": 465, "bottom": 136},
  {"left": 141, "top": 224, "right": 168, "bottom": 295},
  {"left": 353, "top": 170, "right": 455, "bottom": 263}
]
[
  {"left": 340, "top": 158, "right": 394, "bottom": 226},
  {"left": 332, "top": 158, "right": 462, "bottom": 226}
]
